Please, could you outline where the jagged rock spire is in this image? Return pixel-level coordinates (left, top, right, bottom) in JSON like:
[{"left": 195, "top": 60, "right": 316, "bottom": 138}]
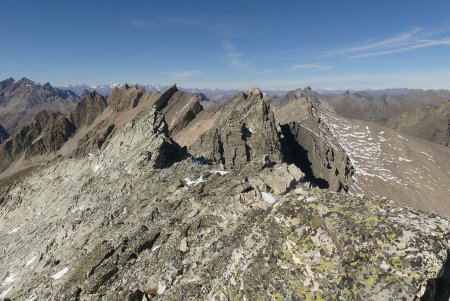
[{"left": 190, "top": 87, "right": 283, "bottom": 168}]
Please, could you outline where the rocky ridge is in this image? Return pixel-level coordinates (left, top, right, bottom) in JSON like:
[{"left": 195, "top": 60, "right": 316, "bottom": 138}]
[
  {"left": 190, "top": 88, "right": 283, "bottom": 168},
  {"left": 0, "top": 88, "right": 449, "bottom": 300},
  {"left": 275, "top": 96, "right": 354, "bottom": 192},
  {"left": 0, "top": 84, "right": 203, "bottom": 176}
]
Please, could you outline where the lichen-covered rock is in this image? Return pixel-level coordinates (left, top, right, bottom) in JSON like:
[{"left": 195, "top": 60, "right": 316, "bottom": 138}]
[
  {"left": 1, "top": 155, "right": 449, "bottom": 300},
  {"left": 190, "top": 88, "right": 283, "bottom": 168},
  {"left": 251, "top": 163, "right": 304, "bottom": 194}
]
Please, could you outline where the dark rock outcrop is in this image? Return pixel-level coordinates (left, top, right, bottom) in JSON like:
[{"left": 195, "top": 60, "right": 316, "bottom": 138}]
[
  {"left": 107, "top": 84, "right": 145, "bottom": 112},
  {"left": 0, "top": 123, "right": 9, "bottom": 143},
  {"left": 190, "top": 88, "right": 283, "bottom": 168},
  {"left": 161, "top": 90, "right": 204, "bottom": 135},
  {"left": 70, "top": 91, "right": 108, "bottom": 128},
  {"left": 277, "top": 98, "right": 354, "bottom": 191}
]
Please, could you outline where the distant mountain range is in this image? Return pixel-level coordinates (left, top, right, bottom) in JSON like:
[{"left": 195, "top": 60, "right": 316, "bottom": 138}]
[
  {"left": 276, "top": 87, "right": 450, "bottom": 147},
  {"left": 2, "top": 76, "right": 449, "bottom": 149},
  {"left": 0, "top": 77, "right": 80, "bottom": 133},
  {"left": 59, "top": 83, "right": 243, "bottom": 101}
]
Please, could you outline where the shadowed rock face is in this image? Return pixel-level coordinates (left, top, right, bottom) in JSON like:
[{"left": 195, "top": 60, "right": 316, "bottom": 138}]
[
  {"left": 161, "top": 90, "right": 204, "bottom": 135},
  {"left": 0, "top": 123, "right": 9, "bottom": 143},
  {"left": 189, "top": 88, "right": 283, "bottom": 168},
  {"left": 275, "top": 96, "right": 354, "bottom": 192}
]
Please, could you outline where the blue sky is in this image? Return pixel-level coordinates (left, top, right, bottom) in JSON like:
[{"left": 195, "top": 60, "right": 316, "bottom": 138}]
[{"left": 1, "top": 0, "right": 450, "bottom": 90}]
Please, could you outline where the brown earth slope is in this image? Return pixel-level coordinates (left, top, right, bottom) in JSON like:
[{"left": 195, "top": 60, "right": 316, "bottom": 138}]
[{"left": 382, "top": 100, "right": 450, "bottom": 147}]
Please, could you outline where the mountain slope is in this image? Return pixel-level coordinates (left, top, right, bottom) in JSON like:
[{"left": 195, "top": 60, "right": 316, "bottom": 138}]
[
  {"left": 274, "top": 91, "right": 450, "bottom": 217},
  {"left": 0, "top": 90, "right": 450, "bottom": 300},
  {"left": 0, "top": 77, "right": 80, "bottom": 134},
  {"left": 383, "top": 100, "right": 450, "bottom": 147},
  {"left": 277, "top": 88, "right": 450, "bottom": 122},
  {"left": 323, "top": 90, "right": 450, "bottom": 121}
]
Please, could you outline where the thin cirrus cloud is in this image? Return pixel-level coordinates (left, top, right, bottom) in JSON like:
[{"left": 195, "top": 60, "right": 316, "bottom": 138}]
[
  {"left": 222, "top": 40, "right": 250, "bottom": 69},
  {"left": 291, "top": 64, "right": 332, "bottom": 71},
  {"left": 322, "top": 27, "right": 450, "bottom": 59},
  {"left": 162, "top": 70, "right": 202, "bottom": 79}
]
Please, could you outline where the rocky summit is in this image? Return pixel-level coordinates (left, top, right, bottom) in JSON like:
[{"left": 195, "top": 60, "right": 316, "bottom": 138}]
[{"left": 0, "top": 86, "right": 450, "bottom": 301}]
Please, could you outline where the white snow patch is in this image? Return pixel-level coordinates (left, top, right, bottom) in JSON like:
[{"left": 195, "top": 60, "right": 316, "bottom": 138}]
[
  {"left": 92, "top": 164, "right": 102, "bottom": 172},
  {"left": 184, "top": 176, "right": 205, "bottom": 186},
  {"left": 152, "top": 245, "right": 161, "bottom": 252},
  {"left": 51, "top": 266, "right": 69, "bottom": 280},
  {"left": 261, "top": 192, "right": 277, "bottom": 204},
  {"left": 398, "top": 156, "right": 413, "bottom": 163},
  {"left": 0, "top": 287, "right": 11, "bottom": 298},
  {"left": 249, "top": 127, "right": 256, "bottom": 134},
  {"left": 305, "top": 196, "right": 317, "bottom": 203},
  {"left": 26, "top": 256, "right": 37, "bottom": 267},
  {"left": 3, "top": 273, "right": 17, "bottom": 286},
  {"left": 71, "top": 206, "right": 85, "bottom": 214},
  {"left": 170, "top": 98, "right": 194, "bottom": 127},
  {"left": 8, "top": 226, "right": 21, "bottom": 234},
  {"left": 210, "top": 170, "right": 229, "bottom": 175}
]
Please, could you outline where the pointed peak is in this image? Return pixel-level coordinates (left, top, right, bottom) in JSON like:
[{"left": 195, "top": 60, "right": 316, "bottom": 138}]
[
  {"left": 18, "top": 77, "right": 34, "bottom": 84},
  {"left": 0, "top": 77, "right": 15, "bottom": 89},
  {"left": 246, "top": 87, "right": 263, "bottom": 98}
]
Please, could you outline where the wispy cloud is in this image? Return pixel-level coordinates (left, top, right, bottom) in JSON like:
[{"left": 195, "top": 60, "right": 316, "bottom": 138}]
[
  {"left": 162, "top": 70, "right": 202, "bottom": 79},
  {"left": 222, "top": 40, "right": 250, "bottom": 69},
  {"left": 291, "top": 64, "right": 332, "bottom": 71},
  {"left": 322, "top": 27, "right": 450, "bottom": 58}
]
